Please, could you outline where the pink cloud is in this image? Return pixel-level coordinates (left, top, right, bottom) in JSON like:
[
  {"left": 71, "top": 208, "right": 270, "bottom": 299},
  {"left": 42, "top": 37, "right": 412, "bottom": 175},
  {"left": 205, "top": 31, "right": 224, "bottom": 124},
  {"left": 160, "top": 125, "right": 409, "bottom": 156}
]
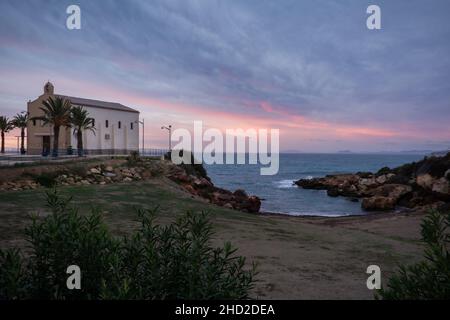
[{"left": 2, "top": 73, "right": 449, "bottom": 151}]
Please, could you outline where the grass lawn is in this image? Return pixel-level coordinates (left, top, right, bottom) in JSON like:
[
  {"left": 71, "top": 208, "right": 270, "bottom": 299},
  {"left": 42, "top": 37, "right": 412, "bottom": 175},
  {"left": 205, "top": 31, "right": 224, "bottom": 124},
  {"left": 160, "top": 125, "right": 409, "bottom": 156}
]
[{"left": 0, "top": 178, "right": 425, "bottom": 299}]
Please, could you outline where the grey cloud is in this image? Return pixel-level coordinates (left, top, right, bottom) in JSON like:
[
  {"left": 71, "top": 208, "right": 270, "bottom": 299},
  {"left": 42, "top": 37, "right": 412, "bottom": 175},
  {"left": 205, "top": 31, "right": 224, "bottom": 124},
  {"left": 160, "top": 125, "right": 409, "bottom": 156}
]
[{"left": 0, "top": 0, "right": 450, "bottom": 131}]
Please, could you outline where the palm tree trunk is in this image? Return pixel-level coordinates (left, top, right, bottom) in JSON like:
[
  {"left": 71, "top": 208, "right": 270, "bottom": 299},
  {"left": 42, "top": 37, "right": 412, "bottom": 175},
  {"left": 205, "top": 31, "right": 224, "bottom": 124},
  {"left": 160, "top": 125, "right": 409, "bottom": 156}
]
[
  {"left": 52, "top": 126, "right": 60, "bottom": 157},
  {"left": 1, "top": 131, "right": 4, "bottom": 154},
  {"left": 77, "top": 130, "right": 83, "bottom": 156},
  {"left": 20, "top": 127, "right": 25, "bottom": 155}
]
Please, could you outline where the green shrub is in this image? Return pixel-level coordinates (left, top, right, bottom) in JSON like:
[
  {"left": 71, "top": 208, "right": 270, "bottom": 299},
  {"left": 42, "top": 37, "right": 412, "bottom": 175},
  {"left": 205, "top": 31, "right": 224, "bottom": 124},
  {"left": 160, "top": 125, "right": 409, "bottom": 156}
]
[
  {"left": 378, "top": 210, "right": 450, "bottom": 299},
  {"left": 126, "top": 151, "right": 141, "bottom": 166},
  {"left": 70, "top": 164, "right": 88, "bottom": 178},
  {"left": 24, "top": 190, "right": 118, "bottom": 299},
  {"left": 33, "top": 172, "right": 59, "bottom": 188},
  {"left": 0, "top": 249, "right": 26, "bottom": 299},
  {"left": 376, "top": 166, "right": 392, "bottom": 176},
  {"left": 0, "top": 189, "right": 256, "bottom": 300},
  {"left": 101, "top": 209, "right": 256, "bottom": 299}
]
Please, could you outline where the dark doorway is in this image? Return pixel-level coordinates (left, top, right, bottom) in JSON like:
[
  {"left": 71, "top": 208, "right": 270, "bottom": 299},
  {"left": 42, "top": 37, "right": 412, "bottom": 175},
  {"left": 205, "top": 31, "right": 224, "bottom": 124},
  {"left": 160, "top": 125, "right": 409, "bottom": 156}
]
[{"left": 42, "top": 136, "right": 50, "bottom": 156}]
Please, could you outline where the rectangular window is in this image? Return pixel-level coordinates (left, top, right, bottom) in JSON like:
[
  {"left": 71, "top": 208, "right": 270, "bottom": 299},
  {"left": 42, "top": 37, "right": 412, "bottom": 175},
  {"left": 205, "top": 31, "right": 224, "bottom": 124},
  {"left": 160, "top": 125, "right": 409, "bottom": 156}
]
[
  {"left": 118, "top": 121, "right": 121, "bottom": 129},
  {"left": 105, "top": 120, "right": 109, "bottom": 128},
  {"left": 130, "top": 122, "right": 134, "bottom": 130},
  {"left": 33, "top": 119, "right": 36, "bottom": 126}
]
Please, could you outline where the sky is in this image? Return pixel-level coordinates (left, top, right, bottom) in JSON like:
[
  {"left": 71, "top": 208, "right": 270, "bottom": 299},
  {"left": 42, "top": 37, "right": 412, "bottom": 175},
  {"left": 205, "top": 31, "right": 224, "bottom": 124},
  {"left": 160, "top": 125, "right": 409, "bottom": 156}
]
[{"left": 0, "top": 0, "right": 449, "bottom": 152}]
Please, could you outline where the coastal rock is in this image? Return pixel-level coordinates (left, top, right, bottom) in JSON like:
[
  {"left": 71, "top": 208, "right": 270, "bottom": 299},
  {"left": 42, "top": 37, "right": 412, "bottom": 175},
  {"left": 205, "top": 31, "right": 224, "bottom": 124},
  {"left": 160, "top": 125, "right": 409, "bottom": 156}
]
[
  {"left": 168, "top": 168, "right": 192, "bottom": 183},
  {"left": 295, "top": 152, "right": 450, "bottom": 212},
  {"left": 192, "top": 177, "right": 213, "bottom": 188},
  {"left": 183, "top": 184, "right": 197, "bottom": 195},
  {"left": 359, "top": 178, "right": 377, "bottom": 188},
  {"left": 369, "top": 184, "right": 412, "bottom": 201},
  {"left": 233, "top": 189, "right": 248, "bottom": 198},
  {"left": 294, "top": 178, "right": 326, "bottom": 189},
  {"left": 357, "top": 171, "right": 373, "bottom": 178},
  {"left": 327, "top": 188, "right": 340, "bottom": 197},
  {"left": 432, "top": 178, "right": 449, "bottom": 194},
  {"left": 165, "top": 161, "right": 261, "bottom": 214},
  {"left": 295, "top": 174, "right": 359, "bottom": 190},
  {"left": 376, "top": 175, "right": 388, "bottom": 184},
  {"left": 416, "top": 174, "right": 434, "bottom": 190},
  {"left": 231, "top": 195, "right": 261, "bottom": 213},
  {"left": 246, "top": 196, "right": 262, "bottom": 213},
  {"left": 212, "top": 191, "right": 233, "bottom": 202},
  {"left": 445, "top": 169, "right": 450, "bottom": 181},
  {"left": 362, "top": 196, "right": 396, "bottom": 211},
  {"left": 90, "top": 167, "right": 101, "bottom": 174}
]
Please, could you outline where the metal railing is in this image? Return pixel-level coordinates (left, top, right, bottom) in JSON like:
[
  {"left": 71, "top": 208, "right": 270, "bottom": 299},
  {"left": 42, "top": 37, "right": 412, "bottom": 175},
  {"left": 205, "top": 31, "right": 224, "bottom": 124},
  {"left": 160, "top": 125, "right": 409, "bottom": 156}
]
[
  {"left": 0, "top": 148, "right": 171, "bottom": 167},
  {"left": 140, "top": 148, "right": 170, "bottom": 157},
  {"left": 1, "top": 148, "right": 21, "bottom": 154}
]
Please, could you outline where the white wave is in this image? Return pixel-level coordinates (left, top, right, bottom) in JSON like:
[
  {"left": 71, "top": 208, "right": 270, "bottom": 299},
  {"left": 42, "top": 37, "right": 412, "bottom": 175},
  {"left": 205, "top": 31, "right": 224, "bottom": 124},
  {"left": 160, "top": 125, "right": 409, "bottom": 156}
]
[
  {"left": 287, "top": 212, "right": 357, "bottom": 217},
  {"left": 267, "top": 211, "right": 360, "bottom": 217},
  {"left": 274, "top": 179, "right": 296, "bottom": 189}
]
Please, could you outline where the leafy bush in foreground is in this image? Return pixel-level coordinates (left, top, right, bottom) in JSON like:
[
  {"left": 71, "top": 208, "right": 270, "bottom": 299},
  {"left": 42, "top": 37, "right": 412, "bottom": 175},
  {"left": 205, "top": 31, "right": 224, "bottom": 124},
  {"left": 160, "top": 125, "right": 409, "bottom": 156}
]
[
  {"left": 0, "top": 189, "right": 256, "bottom": 300},
  {"left": 379, "top": 210, "right": 450, "bottom": 299}
]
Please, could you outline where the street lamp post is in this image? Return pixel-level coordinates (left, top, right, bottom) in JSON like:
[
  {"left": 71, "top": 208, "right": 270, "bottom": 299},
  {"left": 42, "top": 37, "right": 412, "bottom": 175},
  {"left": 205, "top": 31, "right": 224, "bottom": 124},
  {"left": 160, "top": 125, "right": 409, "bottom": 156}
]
[
  {"left": 135, "top": 119, "right": 144, "bottom": 155},
  {"left": 161, "top": 125, "right": 172, "bottom": 152}
]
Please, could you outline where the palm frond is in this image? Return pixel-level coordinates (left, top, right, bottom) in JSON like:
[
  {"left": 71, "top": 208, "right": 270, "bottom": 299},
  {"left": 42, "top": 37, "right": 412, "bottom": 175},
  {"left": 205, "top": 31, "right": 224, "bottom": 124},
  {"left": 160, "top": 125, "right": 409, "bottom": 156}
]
[
  {"left": 71, "top": 106, "right": 96, "bottom": 135},
  {"left": 38, "top": 96, "right": 73, "bottom": 127},
  {"left": 11, "top": 112, "right": 29, "bottom": 128},
  {"left": 0, "top": 116, "right": 14, "bottom": 132}
]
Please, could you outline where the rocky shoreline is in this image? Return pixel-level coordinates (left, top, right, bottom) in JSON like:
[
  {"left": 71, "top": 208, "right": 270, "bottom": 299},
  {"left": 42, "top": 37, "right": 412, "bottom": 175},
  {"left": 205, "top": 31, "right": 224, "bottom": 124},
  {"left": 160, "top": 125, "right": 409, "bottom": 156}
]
[
  {"left": 0, "top": 157, "right": 261, "bottom": 213},
  {"left": 167, "top": 161, "right": 261, "bottom": 213},
  {"left": 295, "top": 152, "right": 450, "bottom": 212}
]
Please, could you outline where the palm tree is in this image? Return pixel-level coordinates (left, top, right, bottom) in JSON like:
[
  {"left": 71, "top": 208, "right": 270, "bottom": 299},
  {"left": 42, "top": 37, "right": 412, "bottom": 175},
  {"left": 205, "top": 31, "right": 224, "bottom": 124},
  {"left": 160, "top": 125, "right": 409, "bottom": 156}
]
[
  {"left": 32, "top": 96, "right": 72, "bottom": 157},
  {"left": 70, "top": 106, "right": 95, "bottom": 156},
  {"left": 0, "top": 116, "right": 14, "bottom": 154},
  {"left": 11, "top": 112, "right": 29, "bottom": 155}
]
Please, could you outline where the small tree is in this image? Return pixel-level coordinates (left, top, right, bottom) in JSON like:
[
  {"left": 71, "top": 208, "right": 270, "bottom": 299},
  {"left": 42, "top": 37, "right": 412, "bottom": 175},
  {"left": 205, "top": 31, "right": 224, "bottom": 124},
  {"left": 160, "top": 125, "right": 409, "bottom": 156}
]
[
  {"left": 11, "top": 112, "right": 29, "bottom": 155},
  {"left": 32, "top": 97, "right": 72, "bottom": 157},
  {"left": 70, "top": 106, "right": 95, "bottom": 157},
  {"left": 0, "top": 116, "right": 14, "bottom": 154},
  {"left": 379, "top": 210, "right": 450, "bottom": 299}
]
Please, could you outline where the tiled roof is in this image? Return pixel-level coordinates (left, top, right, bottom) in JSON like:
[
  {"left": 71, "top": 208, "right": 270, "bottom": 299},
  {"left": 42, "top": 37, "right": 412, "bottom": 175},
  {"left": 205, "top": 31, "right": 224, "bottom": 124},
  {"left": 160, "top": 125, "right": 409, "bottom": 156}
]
[{"left": 56, "top": 95, "right": 139, "bottom": 113}]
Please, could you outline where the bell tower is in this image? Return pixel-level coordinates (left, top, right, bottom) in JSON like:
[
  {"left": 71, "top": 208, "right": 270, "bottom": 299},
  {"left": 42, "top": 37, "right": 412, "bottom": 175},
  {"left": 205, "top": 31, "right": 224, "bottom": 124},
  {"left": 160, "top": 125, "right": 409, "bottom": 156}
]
[{"left": 44, "top": 81, "right": 54, "bottom": 95}]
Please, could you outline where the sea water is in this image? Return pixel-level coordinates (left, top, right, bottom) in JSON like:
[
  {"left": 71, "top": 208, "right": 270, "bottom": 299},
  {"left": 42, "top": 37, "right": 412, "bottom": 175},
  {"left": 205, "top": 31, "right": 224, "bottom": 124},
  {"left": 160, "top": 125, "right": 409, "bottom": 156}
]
[{"left": 205, "top": 153, "right": 425, "bottom": 216}]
